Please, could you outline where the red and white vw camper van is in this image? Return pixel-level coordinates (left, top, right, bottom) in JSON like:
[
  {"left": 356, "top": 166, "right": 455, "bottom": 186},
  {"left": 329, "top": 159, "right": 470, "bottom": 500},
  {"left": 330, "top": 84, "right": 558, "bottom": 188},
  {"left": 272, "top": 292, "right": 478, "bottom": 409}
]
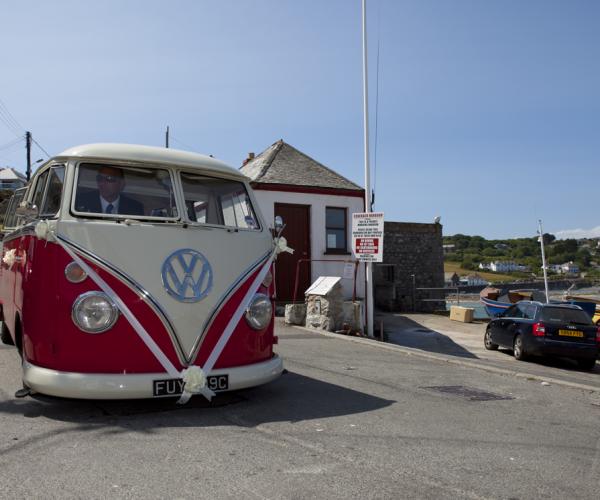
[{"left": 0, "top": 144, "right": 283, "bottom": 401}]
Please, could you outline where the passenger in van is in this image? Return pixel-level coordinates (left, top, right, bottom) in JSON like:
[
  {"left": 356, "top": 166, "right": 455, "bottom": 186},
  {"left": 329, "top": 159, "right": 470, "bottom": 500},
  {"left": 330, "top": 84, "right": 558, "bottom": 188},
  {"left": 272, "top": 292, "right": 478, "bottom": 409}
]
[{"left": 75, "top": 166, "right": 144, "bottom": 215}]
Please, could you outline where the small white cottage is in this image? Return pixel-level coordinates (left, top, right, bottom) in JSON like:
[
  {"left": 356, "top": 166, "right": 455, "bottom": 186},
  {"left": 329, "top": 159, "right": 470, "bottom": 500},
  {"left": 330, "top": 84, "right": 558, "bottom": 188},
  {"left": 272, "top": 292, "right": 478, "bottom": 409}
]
[
  {"left": 0, "top": 167, "right": 27, "bottom": 190},
  {"left": 240, "top": 140, "right": 365, "bottom": 302}
]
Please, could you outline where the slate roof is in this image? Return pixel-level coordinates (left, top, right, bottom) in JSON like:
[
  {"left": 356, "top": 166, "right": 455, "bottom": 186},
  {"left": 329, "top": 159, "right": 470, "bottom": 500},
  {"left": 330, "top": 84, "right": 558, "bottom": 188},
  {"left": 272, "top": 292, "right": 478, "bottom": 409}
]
[
  {"left": 0, "top": 167, "right": 26, "bottom": 181},
  {"left": 240, "top": 140, "right": 363, "bottom": 191}
]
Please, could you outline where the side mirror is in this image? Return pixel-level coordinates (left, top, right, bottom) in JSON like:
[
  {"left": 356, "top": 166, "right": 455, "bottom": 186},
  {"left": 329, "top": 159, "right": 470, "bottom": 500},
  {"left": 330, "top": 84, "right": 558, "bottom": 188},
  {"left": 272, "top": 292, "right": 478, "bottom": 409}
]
[
  {"left": 274, "top": 216, "right": 284, "bottom": 231},
  {"left": 15, "top": 201, "right": 39, "bottom": 220}
]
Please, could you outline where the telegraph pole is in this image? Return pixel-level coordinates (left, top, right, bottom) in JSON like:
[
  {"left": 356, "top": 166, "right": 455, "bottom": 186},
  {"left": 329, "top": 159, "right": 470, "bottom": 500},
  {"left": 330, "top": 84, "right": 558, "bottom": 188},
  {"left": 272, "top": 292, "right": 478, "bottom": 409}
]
[
  {"left": 362, "top": 0, "right": 374, "bottom": 338},
  {"left": 25, "top": 131, "right": 32, "bottom": 181},
  {"left": 165, "top": 126, "right": 169, "bottom": 148}
]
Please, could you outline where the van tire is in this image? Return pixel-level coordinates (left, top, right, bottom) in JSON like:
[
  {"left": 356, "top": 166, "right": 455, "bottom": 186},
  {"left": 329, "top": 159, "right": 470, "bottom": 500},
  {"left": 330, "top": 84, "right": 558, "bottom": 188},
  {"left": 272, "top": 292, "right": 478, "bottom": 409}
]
[{"left": 1, "top": 322, "right": 14, "bottom": 345}]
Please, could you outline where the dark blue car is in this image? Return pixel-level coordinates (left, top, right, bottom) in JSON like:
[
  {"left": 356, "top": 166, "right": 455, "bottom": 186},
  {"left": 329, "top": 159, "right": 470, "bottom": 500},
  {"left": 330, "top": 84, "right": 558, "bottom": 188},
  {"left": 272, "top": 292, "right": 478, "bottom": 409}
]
[{"left": 484, "top": 301, "right": 599, "bottom": 370}]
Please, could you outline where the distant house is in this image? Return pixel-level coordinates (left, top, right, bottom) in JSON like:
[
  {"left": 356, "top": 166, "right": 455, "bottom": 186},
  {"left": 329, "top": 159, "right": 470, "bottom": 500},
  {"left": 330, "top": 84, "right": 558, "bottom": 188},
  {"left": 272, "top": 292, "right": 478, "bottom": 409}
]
[
  {"left": 483, "top": 261, "right": 529, "bottom": 273},
  {"left": 489, "top": 261, "right": 518, "bottom": 273},
  {"left": 464, "top": 273, "right": 488, "bottom": 286},
  {"left": 561, "top": 262, "right": 579, "bottom": 275},
  {"left": 240, "top": 140, "right": 365, "bottom": 302},
  {"left": 547, "top": 264, "right": 562, "bottom": 274},
  {"left": 0, "top": 167, "right": 27, "bottom": 190}
]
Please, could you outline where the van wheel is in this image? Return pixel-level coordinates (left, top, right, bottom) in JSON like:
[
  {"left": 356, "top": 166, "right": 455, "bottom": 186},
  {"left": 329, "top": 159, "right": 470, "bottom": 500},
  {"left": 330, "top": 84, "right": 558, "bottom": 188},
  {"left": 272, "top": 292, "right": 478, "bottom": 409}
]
[
  {"left": 484, "top": 328, "right": 498, "bottom": 350},
  {"left": 1, "top": 322, "right": 14, "bottom": 346},
  {"left": 577, "top": 358, "right": 596, "bottom": 371},
  {"left": 513, "top": 334, "right": 527, "bottom": 361}
]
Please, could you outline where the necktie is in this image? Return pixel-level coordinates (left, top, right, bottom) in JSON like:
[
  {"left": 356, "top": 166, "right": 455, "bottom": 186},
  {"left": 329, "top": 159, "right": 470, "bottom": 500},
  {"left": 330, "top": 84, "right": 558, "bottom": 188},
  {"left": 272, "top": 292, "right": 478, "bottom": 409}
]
[{"left": 106, "top": 204, "right": 114, "bottom": 214}]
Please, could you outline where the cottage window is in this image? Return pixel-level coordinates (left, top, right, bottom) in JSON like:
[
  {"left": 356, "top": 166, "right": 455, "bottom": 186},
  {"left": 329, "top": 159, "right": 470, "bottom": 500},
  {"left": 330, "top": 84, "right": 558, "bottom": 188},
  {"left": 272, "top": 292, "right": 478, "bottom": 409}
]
[{"left": 325, "top": 207, "right": 347, "bottom": 253}]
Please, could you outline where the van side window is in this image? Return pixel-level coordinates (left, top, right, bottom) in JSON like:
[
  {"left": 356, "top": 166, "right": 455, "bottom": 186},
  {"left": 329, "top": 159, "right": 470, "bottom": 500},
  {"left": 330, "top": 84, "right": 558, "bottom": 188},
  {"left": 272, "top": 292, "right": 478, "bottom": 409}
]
[
  {"left": 3, "top": 187, "right": 27, "bottom": 230},
  {"left": 40, "top": 166, "right": 65, "bottom": 216},
  {"left": 31, "top": 170, "right": 49, "bottom": 212}
]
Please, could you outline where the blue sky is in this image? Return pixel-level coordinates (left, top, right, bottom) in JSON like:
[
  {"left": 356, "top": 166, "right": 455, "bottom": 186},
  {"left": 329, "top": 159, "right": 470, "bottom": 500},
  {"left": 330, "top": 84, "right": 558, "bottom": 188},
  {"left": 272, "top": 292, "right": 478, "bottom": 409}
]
[{"left": 1, "top": 0, "right": 598, "bottom": 239}]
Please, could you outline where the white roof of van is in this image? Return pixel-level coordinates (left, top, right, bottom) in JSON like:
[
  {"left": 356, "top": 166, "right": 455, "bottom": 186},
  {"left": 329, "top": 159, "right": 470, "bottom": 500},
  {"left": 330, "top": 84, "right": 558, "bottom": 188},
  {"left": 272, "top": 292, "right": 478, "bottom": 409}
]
[{"left": 55, "top": 143, "right": 245, "bottom": 178}]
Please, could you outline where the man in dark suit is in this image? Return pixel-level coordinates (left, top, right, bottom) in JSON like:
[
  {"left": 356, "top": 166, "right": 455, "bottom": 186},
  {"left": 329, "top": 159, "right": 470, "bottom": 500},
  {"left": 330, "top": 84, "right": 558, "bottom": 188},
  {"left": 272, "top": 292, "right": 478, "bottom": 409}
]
[{"left": 75, "top": 166, "right": 144, "bottom": 215}]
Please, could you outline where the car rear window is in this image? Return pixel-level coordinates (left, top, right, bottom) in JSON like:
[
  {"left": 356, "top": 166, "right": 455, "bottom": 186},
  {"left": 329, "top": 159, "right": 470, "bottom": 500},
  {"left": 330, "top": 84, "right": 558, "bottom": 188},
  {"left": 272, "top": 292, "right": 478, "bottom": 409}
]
[{"left": 540, "top": 307, "right": 593, "bottom": 325}]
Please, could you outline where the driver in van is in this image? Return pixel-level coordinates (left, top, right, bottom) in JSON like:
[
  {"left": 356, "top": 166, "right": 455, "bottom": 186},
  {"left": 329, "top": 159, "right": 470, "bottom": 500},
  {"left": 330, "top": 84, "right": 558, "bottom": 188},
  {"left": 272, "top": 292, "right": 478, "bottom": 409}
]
[{"left": 75, "top": 166, "right": 144, "bottom": 215}]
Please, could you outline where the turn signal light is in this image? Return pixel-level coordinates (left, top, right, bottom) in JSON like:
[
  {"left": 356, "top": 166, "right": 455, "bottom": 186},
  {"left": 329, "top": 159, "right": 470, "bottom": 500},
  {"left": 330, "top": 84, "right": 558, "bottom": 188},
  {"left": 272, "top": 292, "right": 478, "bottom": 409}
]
[{"left": 532, "top": 322, "right": 546, "bottom": 336}]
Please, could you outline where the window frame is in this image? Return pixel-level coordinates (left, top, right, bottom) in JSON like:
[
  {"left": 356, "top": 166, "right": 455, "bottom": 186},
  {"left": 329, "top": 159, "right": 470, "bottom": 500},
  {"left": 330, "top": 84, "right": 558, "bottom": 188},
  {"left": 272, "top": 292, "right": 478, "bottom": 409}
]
[
  {"left": 39, "top": 164, "right": 66, "bottom": 218},
  {"left": 324, "top": 206, "right": 349, "bottom": 254}
]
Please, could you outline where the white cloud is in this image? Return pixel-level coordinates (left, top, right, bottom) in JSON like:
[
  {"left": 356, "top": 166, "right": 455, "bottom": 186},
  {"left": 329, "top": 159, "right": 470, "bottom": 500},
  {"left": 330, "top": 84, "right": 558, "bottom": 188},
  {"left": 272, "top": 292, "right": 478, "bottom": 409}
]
[{"left": 554, "top": 226, "right": 600, "bottom": 239}]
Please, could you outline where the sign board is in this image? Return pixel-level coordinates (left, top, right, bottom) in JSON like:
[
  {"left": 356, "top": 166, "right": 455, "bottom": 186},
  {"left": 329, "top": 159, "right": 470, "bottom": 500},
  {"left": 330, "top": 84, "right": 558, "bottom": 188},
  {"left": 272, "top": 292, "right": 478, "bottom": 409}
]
[
  {"left": 352, "top": 212, "right": 384, "bottom": 262},
  {"left": 342, "top": 262, "right": 355, "bottom": 280},
  {"left": 305, "top": 276, "right": 342, "bottom": 296}
]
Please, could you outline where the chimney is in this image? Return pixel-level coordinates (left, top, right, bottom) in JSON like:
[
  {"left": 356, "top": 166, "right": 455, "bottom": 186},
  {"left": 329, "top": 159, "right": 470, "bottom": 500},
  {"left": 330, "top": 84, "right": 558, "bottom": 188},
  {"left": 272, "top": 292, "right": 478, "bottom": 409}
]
[{"left": 242, "top": 152, "right": 255, "bottom": 166}]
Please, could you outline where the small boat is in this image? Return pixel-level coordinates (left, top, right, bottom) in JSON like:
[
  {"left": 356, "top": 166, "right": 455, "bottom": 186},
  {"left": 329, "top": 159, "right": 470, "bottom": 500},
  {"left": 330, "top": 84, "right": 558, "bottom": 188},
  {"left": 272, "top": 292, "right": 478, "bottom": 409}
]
[
  {"left": 480, "top": 287, "right": 600, "bottom": 321},
  {"left": 563, "top": 294, "right": 600, "bottom": 324},
  {"left": 479, "top": 287, "right": 546, "bottom": 317}
]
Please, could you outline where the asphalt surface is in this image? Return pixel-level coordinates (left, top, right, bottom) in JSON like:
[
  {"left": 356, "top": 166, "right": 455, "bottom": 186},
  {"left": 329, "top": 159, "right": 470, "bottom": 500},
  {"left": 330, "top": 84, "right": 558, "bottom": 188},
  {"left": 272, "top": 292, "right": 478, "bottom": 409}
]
[
  {"left": 1, "top": 319, "right": 600, "bottom": 499},
  {"left": 377, "top": 312, "right": 600, "bottom": 391}
]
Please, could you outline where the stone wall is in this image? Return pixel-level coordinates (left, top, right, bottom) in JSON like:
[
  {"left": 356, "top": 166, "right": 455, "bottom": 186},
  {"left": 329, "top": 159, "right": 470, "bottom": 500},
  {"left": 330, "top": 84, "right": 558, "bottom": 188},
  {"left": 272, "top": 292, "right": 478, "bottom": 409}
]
[{"left": 374, "top": 222, "right": 445, "bottom": 312}]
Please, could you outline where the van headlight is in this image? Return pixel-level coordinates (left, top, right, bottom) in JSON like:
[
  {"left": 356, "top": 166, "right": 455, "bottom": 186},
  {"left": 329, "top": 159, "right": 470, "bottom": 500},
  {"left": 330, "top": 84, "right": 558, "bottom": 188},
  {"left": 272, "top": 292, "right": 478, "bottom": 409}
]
[
  {"left": 245, "top": 293, "right": 272, "bottom": 330},
  {"left": 72, "top": 292, "right": 119, "bottom": 333}
]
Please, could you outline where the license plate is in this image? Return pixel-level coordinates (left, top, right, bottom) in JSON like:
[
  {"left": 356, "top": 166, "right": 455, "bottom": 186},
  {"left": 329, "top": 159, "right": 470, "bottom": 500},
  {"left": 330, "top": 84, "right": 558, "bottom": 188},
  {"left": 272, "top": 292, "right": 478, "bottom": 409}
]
[
  {"left": 558, "top": 329, "right": 583, "bottom": 338},
  {"left": 153, "top": 375, "right": 229, "bottom": 397}
]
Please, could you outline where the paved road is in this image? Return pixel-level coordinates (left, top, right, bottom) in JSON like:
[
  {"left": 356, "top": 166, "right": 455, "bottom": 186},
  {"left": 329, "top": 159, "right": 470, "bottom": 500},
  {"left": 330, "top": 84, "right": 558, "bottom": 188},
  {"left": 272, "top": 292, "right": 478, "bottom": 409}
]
[
  {"left": 1, "top": 319, "right": 600, "bottom": 499},
  {"left": 378, "top": 312, "right": 600, "bottom": 390}
]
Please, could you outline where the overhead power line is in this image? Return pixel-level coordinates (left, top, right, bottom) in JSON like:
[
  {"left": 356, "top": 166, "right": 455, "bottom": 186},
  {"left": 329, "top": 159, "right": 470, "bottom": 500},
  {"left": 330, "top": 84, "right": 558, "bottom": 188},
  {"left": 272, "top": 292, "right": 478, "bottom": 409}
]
[
  {"left": 0, "top": 98, "right": 25, "bottom": 137},
  {"left": 31, "top": 137, "right": 50, "bottom": 157},
  {"left": 0, "top": 136, "right": 24, "bottom": 153},
  {"left": 170, "top": 135, "right": 199, "bottom": 152}
]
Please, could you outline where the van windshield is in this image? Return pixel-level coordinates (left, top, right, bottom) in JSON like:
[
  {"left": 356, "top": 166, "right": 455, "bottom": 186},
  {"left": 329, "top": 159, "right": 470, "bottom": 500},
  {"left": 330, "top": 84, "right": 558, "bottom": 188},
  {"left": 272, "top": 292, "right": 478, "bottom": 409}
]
[
  {"left": 180, "top": 173, "right": 259, "bottom": 230},
  {"left": 74, "top": 163, "right": 177, "bottom": 219}
]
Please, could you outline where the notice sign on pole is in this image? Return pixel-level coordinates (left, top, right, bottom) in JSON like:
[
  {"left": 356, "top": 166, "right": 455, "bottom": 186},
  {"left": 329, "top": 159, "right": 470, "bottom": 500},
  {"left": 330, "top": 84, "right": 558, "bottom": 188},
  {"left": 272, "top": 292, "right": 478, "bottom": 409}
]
[{"left": 352, "top": 212, "right": 384, "bottom": 262}]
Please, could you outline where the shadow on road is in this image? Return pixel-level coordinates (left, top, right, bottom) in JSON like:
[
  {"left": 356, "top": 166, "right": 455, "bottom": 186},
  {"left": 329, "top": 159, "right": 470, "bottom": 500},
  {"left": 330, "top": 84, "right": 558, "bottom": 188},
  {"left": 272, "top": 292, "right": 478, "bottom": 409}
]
[
  {"left": 379, "top": 315, "right": 479, "bottom": 359},
  {"left": 0, "top": 370, "right": 394, "bottom": 435},
  {"left": 495, "top": 348, "right": 600, "bottom": 374}
]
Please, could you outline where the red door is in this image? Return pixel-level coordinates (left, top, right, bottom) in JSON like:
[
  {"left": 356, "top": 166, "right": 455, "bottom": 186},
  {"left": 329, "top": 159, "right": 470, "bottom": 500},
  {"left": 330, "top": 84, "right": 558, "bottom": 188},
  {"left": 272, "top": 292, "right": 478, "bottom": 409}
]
[{"left": 274, "top": 203, "right": 311, "bottom": 302}]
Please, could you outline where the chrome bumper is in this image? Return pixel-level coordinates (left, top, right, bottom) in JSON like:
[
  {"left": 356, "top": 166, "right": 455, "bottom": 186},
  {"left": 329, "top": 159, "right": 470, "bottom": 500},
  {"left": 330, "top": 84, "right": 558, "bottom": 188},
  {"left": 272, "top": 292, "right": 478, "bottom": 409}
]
[{"left": 23, "top": 355, "right": 284, "bottom": 399}]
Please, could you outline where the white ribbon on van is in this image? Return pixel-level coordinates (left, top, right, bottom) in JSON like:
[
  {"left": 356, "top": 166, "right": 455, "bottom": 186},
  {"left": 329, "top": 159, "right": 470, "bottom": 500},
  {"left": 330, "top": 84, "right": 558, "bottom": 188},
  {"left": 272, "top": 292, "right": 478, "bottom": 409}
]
[{"left": 45, "top": 220, "right": 279, "bottom": 404}]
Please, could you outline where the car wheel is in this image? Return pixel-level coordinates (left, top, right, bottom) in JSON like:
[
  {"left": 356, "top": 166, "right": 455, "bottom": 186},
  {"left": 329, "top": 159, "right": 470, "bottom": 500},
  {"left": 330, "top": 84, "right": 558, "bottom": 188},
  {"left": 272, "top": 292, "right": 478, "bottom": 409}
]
[
  {"left": 513, "top": 334, "right": 527, "bottom": 361},
  {"left": 0, "top": 322, "right": 14, "bottom": 346},
  {"left": 484, "top": 327, "right": 498, "bottom": 350},
  {"left": 577, "top": 358, "right": 596, "bottom": 371}
]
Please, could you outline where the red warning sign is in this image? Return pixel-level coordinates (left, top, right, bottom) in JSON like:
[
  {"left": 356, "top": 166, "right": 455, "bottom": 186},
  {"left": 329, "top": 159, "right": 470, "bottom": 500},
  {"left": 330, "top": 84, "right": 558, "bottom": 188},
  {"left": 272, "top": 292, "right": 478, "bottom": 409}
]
[{"left": 355, "top": 238, "right": 379, "bottom": 254}]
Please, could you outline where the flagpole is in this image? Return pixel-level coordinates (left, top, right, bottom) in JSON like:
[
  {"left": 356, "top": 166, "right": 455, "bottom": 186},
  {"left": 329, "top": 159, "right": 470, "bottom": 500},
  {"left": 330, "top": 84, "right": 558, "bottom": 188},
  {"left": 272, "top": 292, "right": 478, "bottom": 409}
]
[
  {"left": 362, "top": 0, "right": 374, "bottom": 337},
  {"left": 538, "top": 219, "right": 550, "bottom": 303}
]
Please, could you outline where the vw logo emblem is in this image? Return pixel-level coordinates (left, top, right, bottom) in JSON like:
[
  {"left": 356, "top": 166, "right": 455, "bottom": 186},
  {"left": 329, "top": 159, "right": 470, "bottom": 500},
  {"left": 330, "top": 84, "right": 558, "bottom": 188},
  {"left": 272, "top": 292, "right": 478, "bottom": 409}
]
[{"left": 161, "top": 249, "right": 213, "bottom": 302}]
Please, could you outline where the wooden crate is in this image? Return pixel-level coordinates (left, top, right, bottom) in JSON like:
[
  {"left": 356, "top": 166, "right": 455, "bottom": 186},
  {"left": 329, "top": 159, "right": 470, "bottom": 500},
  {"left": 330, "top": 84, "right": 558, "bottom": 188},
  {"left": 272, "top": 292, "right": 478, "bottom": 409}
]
[{"left": 450, "top": 305, "right": 474, "bottom": 323}]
